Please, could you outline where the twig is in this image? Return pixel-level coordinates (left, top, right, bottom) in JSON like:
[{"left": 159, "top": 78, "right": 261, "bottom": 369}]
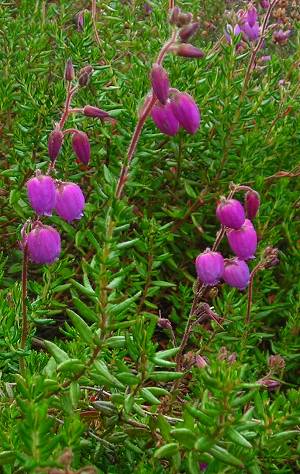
[{"left": 20, "top": 246, "right": 29, "bottom": 374}]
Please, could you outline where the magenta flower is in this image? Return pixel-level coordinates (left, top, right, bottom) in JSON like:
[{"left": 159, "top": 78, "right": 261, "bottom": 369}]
[
  {"left": 72, "top": 131, "right": 91, "bottom": 165},
  {"left": 260, "top": 0, "right": 270, "bottom": 8},
  {"left": 26, "top": 224, "right": 61, "bottom": 264},
  {"left": 195, "top": 250, "right": 224, "bottom": 285},
  {"left": 245, "top": 190, "right": 260, "bottom": 220},
  {"left": 273, "top": 30, "right": 291, "bottom": 45},
  {"left": 151, "top": 101, "right": 179, "bottom": 136},
  {"left": 170, "top": 92, "right": 200, "bottom": 134},
  {"left": 48, "top": 126, "right": 64, "bottom": 162},
  {"left": 26, "top": 174, "right": 56, "bottom": 216},
  {"left": 150, "top": 64, "right": 170, "bottom": 105},
  {"left": 55, "top": 182, "right": 85, "bottom": 222},
  {"left": 216, "top": 198, "right": 245, "bottom": 229},
  {"left": 223, "top": 258, "right": 250, "bottom": 290},
  {"left": 246, "top": 6, "right": 257, "bottom": 28},
  {"left": 241, "top": 21, "right": 260, "bottom": 42},
  {"left": 225, "top": 24, "right": 242, "bottom": 44},
  {"left": 227, "top": 219, "right": 257, "bottom": 260}
]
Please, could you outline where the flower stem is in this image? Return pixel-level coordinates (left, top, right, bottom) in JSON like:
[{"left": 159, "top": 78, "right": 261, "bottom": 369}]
[
  {"left": 245, "top": 263, "right": 262, "bottom": 324},
  {"left": 20, "top": 245, "right": 29, "bottom": 374}
]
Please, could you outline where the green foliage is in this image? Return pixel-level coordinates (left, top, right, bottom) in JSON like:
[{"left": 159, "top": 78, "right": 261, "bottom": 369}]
[{"left": 0, "top": 1, "right": 299, "bottom": 473}]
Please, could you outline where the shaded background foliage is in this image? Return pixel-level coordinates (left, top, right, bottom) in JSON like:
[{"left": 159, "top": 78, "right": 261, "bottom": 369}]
[{"left": 0, "top": 1, "right": 299, "bottom": 473}]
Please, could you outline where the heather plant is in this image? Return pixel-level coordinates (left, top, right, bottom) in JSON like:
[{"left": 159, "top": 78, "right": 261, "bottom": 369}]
[{"left": 0, "top": 1, "right": 299, "bottom": 473}]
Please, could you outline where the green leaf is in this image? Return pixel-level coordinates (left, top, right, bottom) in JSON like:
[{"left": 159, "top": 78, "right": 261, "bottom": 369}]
[
  {"left": 154, "top": 443, "right": 179, "bottom": 459},
  {"left": 149, "top": 371, "right": 183, "bottom": 382},
  {"left": 155, "top": 347, "right": 180, "bottom": 359},
  {"left": 170, "top": 428, "right": 196, "bottom": 449},
  {"left": 140, "top": 388, "right": 161, "bottom": 405},
  {"left": 108, "top": 291, "right": 141, "bottom": 316},
  {"left": 44, "top": 340, "right": 69, "bottom": 364},
  {"left": 67, "top": 309, "right": 94, "bottom": 344},
  {"left": 94, "top": 360, "right": 124, "bottom": 388},
  {"left": 57, "top": 359, "right": 85, "bottom": 374},
  {"left": 227, "top": 428, "right": 252, "bottom": 448},
  {"left": 117, "top": 372, "right": 140, "bottom": 386},
  {"left": 0, "top": 451, "right": 16, "bottom": 465},
  {"left": 186, "top": 405, "right": 214, "bottom": 426},
  {"left": 187, "top": 451, "right": 200, "bottom": 474},
  {"left": 72, "top": 296, "right": 98, "bottom": 323},
  {"left": 151, "top": 357, "right": 176, "bottom": 368},
  {"left": 209, "top": 445, "right": 244, "bottom": 468}
]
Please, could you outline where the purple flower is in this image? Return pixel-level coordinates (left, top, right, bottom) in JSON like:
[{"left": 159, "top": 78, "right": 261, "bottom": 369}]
[
  {"left": 245, "top": 190, "right": 260, "bottom": 220},
  {"left": 227, "top": 219, "right": 257, "bottom": 260},
  {"left": 273, "top": 30, "right": 291, "bottom": 45},
  {"left": 150, "top": 64, "right": 170, "bottom": 105},
  {"left": 246, "top": 6, "right": 257, "bottom": 28},
  {"left": 223, "top": 258, "right": 250, "bottom": 290},
  {"left": 260, "top": 0, "right": 270, "bottom": 8},
  {"left": 241, "top": 21, "right": 260, "bottom": 42},
  {"left": 48, "top": 126, "right": 64, "bottom": 162},
  {"left": 170, "top": 92, "right": 200, "bottom": 134},
  {"left": 83, "top": 105, "right": 111, "bottom": 120},
  {"left": 175, "top": 43, "right": 205, "bottom": 59},
  {"left": 72, "top": 131, "right": 91, "bottom": 165},
  {"left": 225, "top": 24, "right": 242, "bottom": 44},
  {"left": 216, "top": 198, "right": 245, "bottom": 229},
  {"left": 26, "top": 174, "right": 56, "bottom": 216},
  {"left": 55, "top": 182, "right": 85, "bottom": 222},
  {"left": 195, "top": 250, "right": 224, "bottom": 285},
  {"left": 151, "top": 101, "right": 179, "bottom": 136},
  {"left": 26, "top": 224, "right": 61, "bottom": 264}
]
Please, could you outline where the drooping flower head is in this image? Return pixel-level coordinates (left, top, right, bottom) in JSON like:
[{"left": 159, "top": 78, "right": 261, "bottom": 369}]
[
  {"left": 170, "top": 91, "right": 200, "bottom": 134},
  {"left": 48, "top": 125, "right": 64, "bottom": 162},
  {"left": 55, "top": 182, "right": 85, "bottom": 223},
  {"left": 223, "top": 258, "right": 250, "bottom": 290},
  {"left": 216, "top": 198, "right": 245, "bottom": 229},
  {"left": 26, "top": 173, "right": 56, "bottom": 216},
  {"left": 227, "top": 219, "right": 257, "bottom": 260},
  {"left": 26, "top": 223, "right": 61, "bottom": 264},
  {"left": 195, "top": 250, "right": 225, "bottom": 285},
  {"left": 151, "top": 101, "right": 179, "bottom": 136},
  {"left": 72, "top": 131, "right": 91, "bottom": 165},
  {"left": 150, "top": 64, "right": 170, "bottom": 105},
  {"left": 245, "top": 190, "right": 260, "bottom": 220}
]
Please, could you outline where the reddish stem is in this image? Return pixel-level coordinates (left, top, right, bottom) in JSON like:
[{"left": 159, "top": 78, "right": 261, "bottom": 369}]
[{"left": 245, "top": 264, "right": 262, "bottom": 324}]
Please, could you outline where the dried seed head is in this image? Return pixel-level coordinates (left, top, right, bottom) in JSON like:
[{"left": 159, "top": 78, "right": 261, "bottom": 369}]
[
  {"left": 268, "top": 354, "right": 285, "bottom": 370},
  {"left": 262, "top": 246, "right": 279, "bottom": 268}
]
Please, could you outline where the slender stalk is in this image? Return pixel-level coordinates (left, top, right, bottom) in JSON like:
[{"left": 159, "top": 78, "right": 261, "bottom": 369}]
[
  {"left": 20, "top": 245, "right": 29, "bottom": 374},
  {"left": 245, "top": 264, "right": 262, "bottom": 324},
  {"left": 59, "top": 85, "right": 78, "bottom": 129},
  {"left": 91, "top": 0, "right": 102, "bottom": 50}
]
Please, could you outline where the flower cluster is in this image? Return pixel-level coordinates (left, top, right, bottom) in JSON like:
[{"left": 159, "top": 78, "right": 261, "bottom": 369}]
[
  {"left": 195, "top": 188, "right": 260, "bottom": 290},
  {"left": 21, "top": 60, "right": 112, "bottom": 265},
  {"left": 225, "top": 4, "right": 261, "bottom": 46},
  {"left": 150, "top": 7, "right": 203, "bottom": 137}
]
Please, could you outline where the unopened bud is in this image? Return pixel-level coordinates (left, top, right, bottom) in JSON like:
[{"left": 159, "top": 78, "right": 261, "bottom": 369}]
[
  {"left": 176, "top": 12, "right": 193, "bottom": 27},
  {"left": 83, "top": 105, "right": 111, "bottom": 120},
  {"left": 179, "top": 22, "right": 200, "bottom": 42},
  {"left": 169, "top": 6, "right": 181, "bottom": 25},
  {"left": 64, "top": 58, "right": 75, "bottom": 82},
  {"left": 268, "top": 354, "right": 285, "bottom": 371},
  {"left": 258, "top": 378, "right": 280, "bottom": 390},
  {"left": 76, "top": 10, "right": 84, "bottom": 32},
  {"left": 150, "top": 63, "right": 170, "bottom": 104},
  {"left": 48, "top": 125, "right": 64, "bottom": 162},
  {"left": 245, "top": 190, "right": 260, "bottom": 220},
  {"left": 195, "top": 355, "right": 208, "bottom": 368},
  {"left": 157, "top": 318, "right": 172, "bottom": 330},
  {"left": 72, "top": 131, "right": 91, "bottom": 165},
  {"left": 175, "top": 43, "right": 205, "bottom": 58},
  {"left": 78, "top": 65, "right": 93, "bottom": 87}
]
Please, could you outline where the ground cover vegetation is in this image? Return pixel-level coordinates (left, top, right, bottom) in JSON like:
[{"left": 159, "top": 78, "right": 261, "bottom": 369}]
[{"left": 0, "top": 0, "right": 299, "bottom": 472}]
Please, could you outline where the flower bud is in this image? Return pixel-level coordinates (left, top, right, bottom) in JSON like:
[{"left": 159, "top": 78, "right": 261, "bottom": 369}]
[
  {"left": 175, "top": 44, "right": 205, "bottom": 58},
  {"left": 245, "top": 190, "right": 260, "bottom": 220},
  {"left": 78, "top": 65, "right": 93, "bottom": 87},
  {"left": 216, "top": 198, "right": 245, "bottom": 229},
  {"left": 76, "top": 10, "right": 84, "bottom": 32},
  {"left": 72, "top": 131, "right": 91, "bottom": 165},
  {"left": 241, "top": 22, "right": 260, "bottom": 42},
  {"left": 83, "top": 105, "right": 111, "bottom": 120},
  {"left": 176, "top": 12, "right": 193, "bottom": 27},
  {"left": 26, "top": 224, "right": 61, "bottom": 264},
  {"left": 225, "top": 24, "right": 242, "bottom": 45},
  {"left": 48, "top": 126, "right": 64, "bottom": 162},
  {"left": 170, "top": 92, "right": 200, "bottom": 134},
  {"left": 195, "top": 355, "right": 208, "bottom": 368},
  {"left": 258, "top": 378, "right": 280, "bottom": 390},
  {"left": 150, "top": 63, "right": 170, "bottom": 105},
  {"left": 195, "top": 250, "right": 224, "bottom": 286},
  {"left": 227, "top": 219, "right": 257, "bottom": 260},
  {"left": 26, "top": 174, "right": 56, "bottom": 216},
  {"left": 179, "top": 22, "right": 199, "bottom": 42},
  {"left": 64, "top": 58, "right": 75, "bottom": 82},
  {"left": 55, "top": 182, "right": 85, "bottom": 222},
  {"left": 151, "top": 101, "right": 179, "bottom": 136},
  {"left": 223, "top": 258, "right": 250, "bottom": 290},
  {"left": 169, "top": 6, "right": 181, "bottom": 25}
]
